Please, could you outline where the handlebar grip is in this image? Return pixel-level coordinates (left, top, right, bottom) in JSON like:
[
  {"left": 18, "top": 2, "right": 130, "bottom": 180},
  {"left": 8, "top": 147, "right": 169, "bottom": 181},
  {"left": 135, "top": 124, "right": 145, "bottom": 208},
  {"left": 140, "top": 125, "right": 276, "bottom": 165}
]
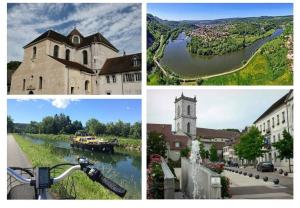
[
  {"left": 96, "top": 176, "right": 127, "bottom": 198},
  {"left": 86, "top": 167, "right": 127, "bottom": 198}
]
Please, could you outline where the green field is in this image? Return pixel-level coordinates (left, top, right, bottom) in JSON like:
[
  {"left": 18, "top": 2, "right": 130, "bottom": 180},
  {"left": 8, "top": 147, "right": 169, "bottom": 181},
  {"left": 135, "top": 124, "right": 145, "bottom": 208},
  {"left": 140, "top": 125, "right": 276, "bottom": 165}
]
[
  {"left": 13, "top": 134, "right": 119, "bottom": 199},
  {"left": 203, "top": 36, "right": 293, "bottom": 85}
]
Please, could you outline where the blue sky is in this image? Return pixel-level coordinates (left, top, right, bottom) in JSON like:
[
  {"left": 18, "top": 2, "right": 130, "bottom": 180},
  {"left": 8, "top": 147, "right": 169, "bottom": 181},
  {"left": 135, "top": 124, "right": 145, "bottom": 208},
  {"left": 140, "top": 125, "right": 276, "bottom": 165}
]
[
  {"left": 7, "top": 3, "right": 141, "bottom": 61},
  {"left": 148, "top": 89, "right": 291, "bottom": 131},
  {"left": 8, "top": 99, "right": 141, "bottom": 125},
  {"left": 147, "top": 3, "right": 293, "bottom": 21}
]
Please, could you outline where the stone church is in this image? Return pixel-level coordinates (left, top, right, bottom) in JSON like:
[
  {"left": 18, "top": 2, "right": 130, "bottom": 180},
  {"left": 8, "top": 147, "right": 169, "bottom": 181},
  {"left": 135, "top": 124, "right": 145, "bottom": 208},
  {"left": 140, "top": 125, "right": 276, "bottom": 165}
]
[
  {"left": 147, "top": 93, "right": 240, "bottom": 161},
  {"left": 10, "top": 28, "right": 141, "bottom": 95}
]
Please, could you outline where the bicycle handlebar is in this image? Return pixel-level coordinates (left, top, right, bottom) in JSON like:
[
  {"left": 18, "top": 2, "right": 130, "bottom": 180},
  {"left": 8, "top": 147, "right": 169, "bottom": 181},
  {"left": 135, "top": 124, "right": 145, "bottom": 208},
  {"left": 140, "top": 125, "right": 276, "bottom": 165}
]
[{"left": 7, "top": 157, "right": 127, "bottom": 198}]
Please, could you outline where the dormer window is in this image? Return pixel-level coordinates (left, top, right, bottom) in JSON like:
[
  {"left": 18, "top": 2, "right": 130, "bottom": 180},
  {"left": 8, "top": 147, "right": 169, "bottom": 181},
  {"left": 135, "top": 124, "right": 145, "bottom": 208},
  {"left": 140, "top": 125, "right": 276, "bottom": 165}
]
[
  {"left": 133, "top": 57, "right": 140, "bottom": 67},
  {"left": 72, "top": 35, "right": 80, "bottom": 44}
]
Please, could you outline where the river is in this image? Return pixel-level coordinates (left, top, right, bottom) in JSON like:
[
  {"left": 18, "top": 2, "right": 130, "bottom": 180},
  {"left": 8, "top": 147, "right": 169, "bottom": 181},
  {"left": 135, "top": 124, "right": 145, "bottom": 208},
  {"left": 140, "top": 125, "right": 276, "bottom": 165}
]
[
  {"left": 22, "top": 135, "right": 141, "bottom": 199},
  {"left": 160, "top": 29, "right": 283, "bottom": 78}
]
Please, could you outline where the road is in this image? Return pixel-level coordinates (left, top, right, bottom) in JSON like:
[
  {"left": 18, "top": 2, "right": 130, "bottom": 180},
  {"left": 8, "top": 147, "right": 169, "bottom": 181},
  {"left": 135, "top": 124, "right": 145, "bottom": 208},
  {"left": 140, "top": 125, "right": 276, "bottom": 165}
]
[
  {"left": 7, "top": 134, "right": 31, "bottom": 167},
  {"left": 223, "top": 167, "right": 293, "bottom": 199}
]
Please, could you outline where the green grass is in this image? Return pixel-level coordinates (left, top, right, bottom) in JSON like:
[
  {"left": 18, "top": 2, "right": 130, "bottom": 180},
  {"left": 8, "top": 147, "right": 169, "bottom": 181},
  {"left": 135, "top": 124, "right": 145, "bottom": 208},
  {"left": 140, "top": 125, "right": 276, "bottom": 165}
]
[
  {"left": 26, "top": 133, "right": 141, "bottom": 151},
  {"left": 203, "top": 36, "right": 293, "bottom": 85},
  {"left": 13, "top": 134, "right": 120, "bottom": 199}
]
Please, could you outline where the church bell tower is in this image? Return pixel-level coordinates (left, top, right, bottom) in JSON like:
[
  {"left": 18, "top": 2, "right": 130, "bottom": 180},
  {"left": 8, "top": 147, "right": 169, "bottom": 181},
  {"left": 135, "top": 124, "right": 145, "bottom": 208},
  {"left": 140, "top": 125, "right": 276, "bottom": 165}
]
[{"left": 174, "top": 93, "right": 197, "bottom": 139}]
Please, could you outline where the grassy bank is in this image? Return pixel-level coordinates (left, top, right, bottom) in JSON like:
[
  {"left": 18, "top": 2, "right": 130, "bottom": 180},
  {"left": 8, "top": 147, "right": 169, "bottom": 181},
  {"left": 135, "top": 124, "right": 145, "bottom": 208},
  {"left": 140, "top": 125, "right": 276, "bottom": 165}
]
[
  {"left": 26, "top": 133, "right": 141, "bottom": 151},
  {"left": 203, "top": 36, "right": 293, "bottom": 85},
  {"left": 13, "top": 134, "right": 120, "bottom": 199}
]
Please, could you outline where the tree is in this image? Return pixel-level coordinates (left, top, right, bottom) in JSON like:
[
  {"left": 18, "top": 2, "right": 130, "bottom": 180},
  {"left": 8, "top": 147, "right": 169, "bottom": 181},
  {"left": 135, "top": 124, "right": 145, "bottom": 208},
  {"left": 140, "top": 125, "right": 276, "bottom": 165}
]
[
  {"left": 147, "top": 131, "right": 167, "bottom": 158},
  {"left": 209, "top": 144, "right": 218, "bottom": 162},
  {"left": 41, "top": 116, "right": 55, "bottom": 134},
  {"left": 86, "top": 118, "right": 105, "bottom": 135},
  {"left": 7, "top": 116, "right": 14, "bottom": 133},
  {"left": 234, "top": 126, "right": 265, "bottom": 166},
  {"left": 130, "top": 122, "right": 142, "bottom": 139},
  {"left": 272, "top": 129, "right": 293, "bottom": 172}
]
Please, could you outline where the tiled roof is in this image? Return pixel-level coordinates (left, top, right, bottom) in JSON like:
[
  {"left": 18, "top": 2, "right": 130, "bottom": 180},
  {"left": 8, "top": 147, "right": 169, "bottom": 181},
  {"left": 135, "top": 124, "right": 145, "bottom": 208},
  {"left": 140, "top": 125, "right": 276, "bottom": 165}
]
[
  {"left": 24, "top": 29, "right": 118, "bottom": 52},
  {"left": 196, "top": 127, "right": 240, "bottom": 139},
  {"left": 49, "top": 56, "right": 94, "bottom": 74},
  {"left": 147, "top": 123, "right": 190, "bottom": 151},
  {"left": 254, "top": 90, "right": 293, "bottom": 123},
  {"left": 99, "top": 53, "right": 141, "bottom": 75}
]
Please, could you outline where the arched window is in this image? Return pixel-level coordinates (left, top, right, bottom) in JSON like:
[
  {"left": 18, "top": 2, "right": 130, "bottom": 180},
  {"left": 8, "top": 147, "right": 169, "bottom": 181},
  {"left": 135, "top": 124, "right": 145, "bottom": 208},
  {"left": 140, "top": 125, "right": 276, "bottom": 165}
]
[
  {"left": 65, "top": 49, "right": 70, "bottom": 61},
  {"left": 23, "top": 79, "right": 26, "bottom": 91},
  {"left": 187, "top": 105, "right": 191, "bottom": 115},
  {"left": 82, "top": 50, "right": 88, "bottom": 65},
  {"left": 133, "top": 57, "right": 139, "bottom": 66},
  {"left": 177, "top": 105, "right": 180, "bottom": 117},
  {"left": 72, "top": 36, "right": 80, "bottom": 44},
  {"left": 32, "top": 47, "right": 37, "bottom": 59},
  {"left": 85, "top": 80, "right": 89, "bottom": 91},
  {"left": 53, "top": 45, "right": 59, "bottom": 58},
  {"left": 187, "top": 122, "right": 190, "bottom": 133},
  {"left": 177, "top": 122, "right": 180, "bottom": 131},
  {"left": 39, "top": 76, "right": 43, "bottom": 89}
]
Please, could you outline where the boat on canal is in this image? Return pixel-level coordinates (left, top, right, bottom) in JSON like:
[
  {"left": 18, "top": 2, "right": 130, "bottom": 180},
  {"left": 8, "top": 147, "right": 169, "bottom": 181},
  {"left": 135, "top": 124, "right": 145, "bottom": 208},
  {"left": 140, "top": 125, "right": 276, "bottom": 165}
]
[{"left": 70, "top": 131, "right": 118, "bottom": 153}]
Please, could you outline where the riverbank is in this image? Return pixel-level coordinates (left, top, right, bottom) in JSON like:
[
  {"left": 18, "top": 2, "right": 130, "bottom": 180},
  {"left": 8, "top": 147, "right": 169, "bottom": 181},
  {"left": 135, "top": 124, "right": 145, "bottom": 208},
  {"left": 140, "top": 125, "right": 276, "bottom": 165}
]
[
  {"left": 148, "top": 31, "right": 292, "bottom": 85},
  {"left": 13, "top": 134, "right": 120, "bottom": 199},
  {"left": 203, "top": 35, "right": 293, "bottom": 85},
  {"left": 26, "top": 133, "right": 141, "bottom": 152}
]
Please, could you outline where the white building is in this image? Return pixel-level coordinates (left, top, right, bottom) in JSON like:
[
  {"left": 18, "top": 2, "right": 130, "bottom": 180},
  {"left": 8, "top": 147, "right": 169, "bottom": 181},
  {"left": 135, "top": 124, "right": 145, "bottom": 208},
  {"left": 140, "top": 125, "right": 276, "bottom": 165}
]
[
  {"left": 254, "top": 90, "right": 293, "bottom": 171},
  {"left": 10, "top": 28, "right": 141, "bottom": 95}
]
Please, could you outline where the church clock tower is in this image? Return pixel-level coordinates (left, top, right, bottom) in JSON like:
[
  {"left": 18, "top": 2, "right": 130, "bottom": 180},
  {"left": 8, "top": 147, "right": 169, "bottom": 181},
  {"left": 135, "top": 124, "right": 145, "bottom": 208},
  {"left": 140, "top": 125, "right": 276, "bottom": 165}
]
[{"left": 174, "top": 93, "right": 197, "bottom": 139}]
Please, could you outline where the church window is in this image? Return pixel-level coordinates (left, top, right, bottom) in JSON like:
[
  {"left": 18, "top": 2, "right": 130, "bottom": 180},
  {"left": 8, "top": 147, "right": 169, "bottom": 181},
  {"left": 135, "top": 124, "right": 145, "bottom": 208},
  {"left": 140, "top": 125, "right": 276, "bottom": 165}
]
[
  {"left": 177, "top": 105, "right": 180, "bottom": 117},
  {"left": 112, "top": 75, "right": 116, "bottom": 83},
  {"left": 177, "top": 122, "right": 180, "bottom": 131},
  {"left": 22, "top": 79, "right": 26, "bottom": 91},
  {"left": 65, "top": 49, "right": 70, "bottom": 61},
  {"left": 85, "top": 80, "right": 89, "bottom": 91},
  {"left": 39, "top": 76, "right": 43, "bottom": 89},
  {"left": 53, "top": 45, "right": 59, "bottom": 58},
  {"left": 83, "top": 50, "right": 88, "bottom": 65},
  {"left": 187, "top": 122, "right": 190, "bottom": 133},
  {"left": 32, "top": 47, "right": 37, "bottom": 59},
  {"left": 106, "top": 76, "right": 110, "bottom": 83},
  {"left": 187, "top": 105, "right": 191, "bottom": 115},
  {"left": 71, "top": 87, "right": 74, "bottom": 94}
]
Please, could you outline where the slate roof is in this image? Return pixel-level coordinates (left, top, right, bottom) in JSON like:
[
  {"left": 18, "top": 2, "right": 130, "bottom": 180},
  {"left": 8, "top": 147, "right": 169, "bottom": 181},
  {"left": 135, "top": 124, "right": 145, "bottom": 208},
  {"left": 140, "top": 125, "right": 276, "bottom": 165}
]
[
  {"left": 253, "top": 90, "right": 293, "bottom": 123},
  {"left": 24, "top": 29, "right": 118, "bottom": 52},
  {"left": 49, "top": 56, "right": 94, "bottom": 74},
  {"left": 99, "top": 53, "right": 141, "bottom": 75}
]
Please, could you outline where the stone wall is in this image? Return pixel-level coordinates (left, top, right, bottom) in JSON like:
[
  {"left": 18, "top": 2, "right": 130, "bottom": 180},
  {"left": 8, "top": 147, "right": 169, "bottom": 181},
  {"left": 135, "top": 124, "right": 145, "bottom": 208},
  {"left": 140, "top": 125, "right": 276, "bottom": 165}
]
[{"left": 161, "top": 157, "right": 175, "bottom": 199}]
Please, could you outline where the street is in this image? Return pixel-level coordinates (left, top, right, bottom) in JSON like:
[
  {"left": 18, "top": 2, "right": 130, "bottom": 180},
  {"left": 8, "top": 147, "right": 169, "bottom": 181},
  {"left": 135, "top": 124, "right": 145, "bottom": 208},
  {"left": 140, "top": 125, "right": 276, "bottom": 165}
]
[{"left": 223, "top": 167, "right": 293, "bottom": 199}]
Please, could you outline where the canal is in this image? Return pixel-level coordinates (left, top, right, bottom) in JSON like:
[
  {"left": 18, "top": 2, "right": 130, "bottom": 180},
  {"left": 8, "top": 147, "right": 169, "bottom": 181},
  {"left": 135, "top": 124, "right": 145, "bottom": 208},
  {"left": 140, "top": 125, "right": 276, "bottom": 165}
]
[
  {"left": 160, "top": 29, "right": 283, "bottom": 78},
  {"left": 22, "top": 135, "right": 141, "bottom": 199}
]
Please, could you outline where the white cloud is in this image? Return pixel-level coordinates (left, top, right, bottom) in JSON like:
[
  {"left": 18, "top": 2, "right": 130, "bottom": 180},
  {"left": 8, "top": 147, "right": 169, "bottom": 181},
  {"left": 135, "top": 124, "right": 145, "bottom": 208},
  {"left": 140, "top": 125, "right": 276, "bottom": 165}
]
[
  {"left": 50, "top": 99, "right": 79, "bottom": 109},
  {"left": 147, "top": 89, "right": 290, "bottom": 131},
  {"left": 7, "top": 3, "right": 141, "bottom": 61}
]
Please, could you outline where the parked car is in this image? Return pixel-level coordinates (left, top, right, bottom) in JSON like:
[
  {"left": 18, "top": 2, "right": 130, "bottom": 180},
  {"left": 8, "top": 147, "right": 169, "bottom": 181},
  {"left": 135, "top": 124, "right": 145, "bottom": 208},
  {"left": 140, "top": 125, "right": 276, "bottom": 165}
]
[{"left": 256, "top": 162, "right": 274, "bottom": 172}]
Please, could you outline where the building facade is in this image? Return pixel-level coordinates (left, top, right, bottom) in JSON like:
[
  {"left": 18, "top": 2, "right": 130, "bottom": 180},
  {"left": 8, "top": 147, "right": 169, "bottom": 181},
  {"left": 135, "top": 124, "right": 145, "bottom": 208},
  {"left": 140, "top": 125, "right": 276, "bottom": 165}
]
[
  {"left": 254, "top": 90, "right": 293, "bottom": 171},
  {"left": 147, "top": 93, "right": 240, "bottom": 161},
  {"left": 10, "top": 29, "right": 141, "bottom": 95}
]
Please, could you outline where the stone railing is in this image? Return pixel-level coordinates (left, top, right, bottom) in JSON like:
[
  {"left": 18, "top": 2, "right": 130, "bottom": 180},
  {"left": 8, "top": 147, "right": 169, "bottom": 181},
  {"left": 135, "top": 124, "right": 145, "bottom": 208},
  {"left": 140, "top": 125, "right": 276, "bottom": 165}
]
[
  {"left": 181, "top": 157, "right": 222, "bottom": 199},
  {"left": 160, "top": 157, "right": 175, "bottom": 199}
]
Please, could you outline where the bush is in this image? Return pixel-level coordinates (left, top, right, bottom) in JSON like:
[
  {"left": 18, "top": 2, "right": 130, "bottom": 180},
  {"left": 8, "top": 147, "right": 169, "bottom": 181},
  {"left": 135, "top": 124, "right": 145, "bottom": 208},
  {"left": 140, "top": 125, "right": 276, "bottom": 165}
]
[
  {"left": 180, "top": 147, "right": 191, "bottom": 158},
  {"left": 221, "top": 176, "right": 231, "bottom": 198},
  {"left": 147, "top": 162, "right": 164, "bottom": 199}
]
